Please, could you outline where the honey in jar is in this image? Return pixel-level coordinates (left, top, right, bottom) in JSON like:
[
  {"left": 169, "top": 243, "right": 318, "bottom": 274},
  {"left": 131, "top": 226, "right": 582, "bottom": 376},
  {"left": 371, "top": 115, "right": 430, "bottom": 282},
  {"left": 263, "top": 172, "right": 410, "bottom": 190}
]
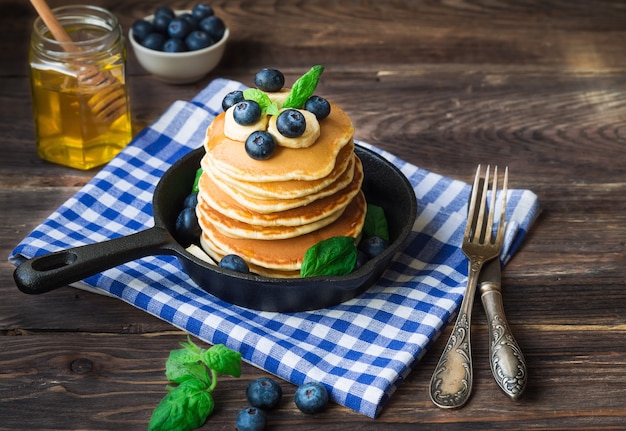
[{"left": 29, "top": 5, "right": 132, "bottom": 170}]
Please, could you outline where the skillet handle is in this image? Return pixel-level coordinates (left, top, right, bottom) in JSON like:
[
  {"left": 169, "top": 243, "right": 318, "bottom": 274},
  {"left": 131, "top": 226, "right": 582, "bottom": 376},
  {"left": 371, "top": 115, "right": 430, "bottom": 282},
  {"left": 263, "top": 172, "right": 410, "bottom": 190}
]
[{"left": 13, "top": 227, "right": 176, "bottom": 294}]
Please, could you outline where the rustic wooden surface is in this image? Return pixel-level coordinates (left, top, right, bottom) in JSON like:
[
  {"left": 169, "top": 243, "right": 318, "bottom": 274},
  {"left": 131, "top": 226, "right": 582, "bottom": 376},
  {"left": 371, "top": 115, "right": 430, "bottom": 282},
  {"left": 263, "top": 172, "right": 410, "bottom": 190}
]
[{"left": 2, "top": 0, "right": 626, "bottom": 429}]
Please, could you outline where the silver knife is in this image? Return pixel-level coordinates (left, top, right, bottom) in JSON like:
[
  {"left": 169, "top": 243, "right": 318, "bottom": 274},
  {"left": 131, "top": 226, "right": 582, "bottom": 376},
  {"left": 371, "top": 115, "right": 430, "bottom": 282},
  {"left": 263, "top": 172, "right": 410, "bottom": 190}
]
[{"left": 478, "top": 224, "right": 528, "bottom": 399}]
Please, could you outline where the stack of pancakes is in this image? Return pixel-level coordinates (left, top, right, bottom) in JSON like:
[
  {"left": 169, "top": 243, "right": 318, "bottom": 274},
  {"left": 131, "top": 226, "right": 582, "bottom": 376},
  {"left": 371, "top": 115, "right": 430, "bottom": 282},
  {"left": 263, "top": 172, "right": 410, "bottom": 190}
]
[{"left": 196, "top": 102, "right": 366, "bottom": 278}]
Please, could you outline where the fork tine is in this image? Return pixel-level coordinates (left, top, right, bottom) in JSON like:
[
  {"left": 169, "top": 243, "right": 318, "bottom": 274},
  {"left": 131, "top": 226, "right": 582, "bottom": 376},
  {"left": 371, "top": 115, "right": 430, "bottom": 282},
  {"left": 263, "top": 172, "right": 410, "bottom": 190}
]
[
  {"left": 486, "top": 166, "right": 498, "bottom": 243},
  {"left": 465, "top": 165, "right": 483, "bottom": 240},
  {"left": 477, "top": 165, "right": 491, "bottom": 243},
  {"left": 495, "top": 166, "right": 509, "bottom": 245}
]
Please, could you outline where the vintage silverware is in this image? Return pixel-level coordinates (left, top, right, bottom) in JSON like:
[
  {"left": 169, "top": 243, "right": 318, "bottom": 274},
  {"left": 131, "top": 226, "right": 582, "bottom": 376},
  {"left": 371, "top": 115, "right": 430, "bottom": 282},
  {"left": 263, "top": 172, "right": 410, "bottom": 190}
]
[
  {"left": 429, "top": 165, "right": 508, "bottom": 408},
  {"left": 479, "top": 256, "right": 528, "bottom": 399}
]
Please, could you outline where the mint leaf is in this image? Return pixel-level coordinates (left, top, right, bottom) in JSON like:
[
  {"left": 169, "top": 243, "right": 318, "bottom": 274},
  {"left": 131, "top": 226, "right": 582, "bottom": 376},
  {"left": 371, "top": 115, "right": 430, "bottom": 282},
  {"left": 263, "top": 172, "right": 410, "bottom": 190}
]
[
  {"left": 180, "top": 336, "right": 203, "bottom": 356},
  {"left": 165, "top": 348, "right": 210, "bottom": 384},
  {"left": 147, "top": 379, "right": 214, "bottom": 431},
  {"left": 192, "top": 168, "right": 202, "bottom": 193},
  {"left": 243, "top": 88, "right": 279, "bottom": 115},
  {"left": 363, "top": 204, "right": 390, "bottom": 241},
  {"left": 300, "top": 236, "right": 357, "bottom": 277},
  {"left": 282, "top": 65, "right": 324, "bottom": 109},
  {"left": 202, "top": 344, "right": 242, "bottom": 378}
]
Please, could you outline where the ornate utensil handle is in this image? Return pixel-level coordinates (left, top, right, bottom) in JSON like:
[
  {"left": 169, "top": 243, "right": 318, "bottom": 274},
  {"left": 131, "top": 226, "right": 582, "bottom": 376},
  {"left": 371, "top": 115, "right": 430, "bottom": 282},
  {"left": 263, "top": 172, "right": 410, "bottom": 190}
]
[
  {"left": 429, "top": 263, "right": 481, "bottom": 409},
  {"left": 480, "top": 282, "right": 527, "bottom": 399}
]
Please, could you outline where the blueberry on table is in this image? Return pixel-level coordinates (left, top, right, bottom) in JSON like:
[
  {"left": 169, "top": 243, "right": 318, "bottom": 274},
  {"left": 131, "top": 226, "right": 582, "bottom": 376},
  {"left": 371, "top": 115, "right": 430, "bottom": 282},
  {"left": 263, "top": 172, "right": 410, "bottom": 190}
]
[
  {"left": 131, "top": 19, "right": 153, "bottom": 42},
  {"left": 185, "top": 30, "right": 215, "bottom": 50},
  {"left": 246, "top": 377, "right": 283, "bottom": 410},
  {"left": 276, "top": 109, "right": 306, "bottom": 138},
  {"left": 163, "top": 38, "right": 186, "bottom": 52},
  {"left": 192, "top": 3, "right": 214, "bottom": 20},
  {"left": 235, "top": 407, "right": 267, "bottom": 431},
  {"left": 254, "top": 68, "right": 285, "bottom": 92},
  {"left": 233, "top": 100, "right": 262, "bottom": 125},
  {"left": 222, "top": 90, "right": 245, "bottom": 111},
  {"left": 167, "top": 18, "right": 193, "bottom": 39},
  {"left": 305, "top": 95, "right": 331, "bottom": 120},
  {"left": 199, "top": 16, "right": 226, "bottom": 41},
  {"left": 360, "top": 236, "right": 389, "bottom": 259},
  {"left": 175, "top": 207, "right": 201, "bottom": 246},
  {"left": 219, "top": 254, "right": 250, "bottom": 274},
  {"left": 141, "top": 33, "right": 166, "bottom": 51},
  {"left": 294, "top": 381, "right": 329, "bottom": 414},
  {"left": 245, "top": 131, "right": 276, "bottom": 160}
]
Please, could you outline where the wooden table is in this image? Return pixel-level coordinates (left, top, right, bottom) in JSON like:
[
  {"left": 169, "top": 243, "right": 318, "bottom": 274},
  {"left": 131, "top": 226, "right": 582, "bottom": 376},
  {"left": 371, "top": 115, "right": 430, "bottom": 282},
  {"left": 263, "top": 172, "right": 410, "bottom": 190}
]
[{"left": 2, "top": 1, "right": 625, "bottom": 429}]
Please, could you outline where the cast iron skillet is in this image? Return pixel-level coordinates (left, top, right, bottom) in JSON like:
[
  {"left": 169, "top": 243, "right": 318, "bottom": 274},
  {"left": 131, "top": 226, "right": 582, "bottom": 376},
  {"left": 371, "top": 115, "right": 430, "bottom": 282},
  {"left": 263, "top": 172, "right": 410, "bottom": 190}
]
[{"left": 14, "top": 145, "right": 417, "bottom": 312}]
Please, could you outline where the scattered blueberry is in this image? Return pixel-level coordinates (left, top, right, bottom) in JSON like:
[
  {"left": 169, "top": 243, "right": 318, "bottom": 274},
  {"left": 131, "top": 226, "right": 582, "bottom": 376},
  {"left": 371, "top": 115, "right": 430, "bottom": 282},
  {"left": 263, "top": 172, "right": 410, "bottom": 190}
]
[
  {"left": 199, "top": 16, "right": 226, "bottom": 41},
  {"left": 183, "top": 192, "right": 199, "bottom": 208},
  {"left": 246, "top": 377, "right": 283, "bottom": 410},
  {"left": 233, "top": 100, "right": 262, "bottom": 125},
  {"left": 141, "top": 33, "right": 166, "bottom": 51},
  {"left": 192, "top": 4, "right": 214, "bottom": 20},
  {"left": 175, "top": 207, "right": 201, "bottom": 246},
  {"left": 254, "top": 68, "right": 285, "bottom": 92},
  {"left": 131, "top": 19, "right": 153, "bottom": 42},
  {"left": 222, "top": 90, "right": 245, "bottom": 111},
  {"left": 276, "top": 109, "right": 306, "bottom": 138},
  {"left": 360, "top": 236, "right": 389, "bottom": 259},
  {"left": 167, "top": 18, "right": 193, "bottom": 39},
  {"left": 236, "top": 407, "right": 267, "bottom": 431},
  {"left": 219, "top": 254, "right": 250, "bottom": 274},
  {"left": 294, "top": 381, "right": 329, "bottom": 414},
  {"left": 185, "top": 30, "right": 214, "bottom": 50},
  {"left": 163, "top": 38, "right": 187, "bottom": 52},
  {"left": 245, "top": 131, "right": 276, "bottom": 160},
  {"left": 305, "top": 95, "right": 331, "bottom": 120}
]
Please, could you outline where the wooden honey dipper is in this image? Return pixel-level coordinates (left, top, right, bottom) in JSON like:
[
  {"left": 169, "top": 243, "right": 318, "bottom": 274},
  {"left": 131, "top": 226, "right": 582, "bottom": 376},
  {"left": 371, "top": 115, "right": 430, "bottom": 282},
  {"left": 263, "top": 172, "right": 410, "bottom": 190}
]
[{"left": 29, "top": 0, "right": 128, "bottom": 122}]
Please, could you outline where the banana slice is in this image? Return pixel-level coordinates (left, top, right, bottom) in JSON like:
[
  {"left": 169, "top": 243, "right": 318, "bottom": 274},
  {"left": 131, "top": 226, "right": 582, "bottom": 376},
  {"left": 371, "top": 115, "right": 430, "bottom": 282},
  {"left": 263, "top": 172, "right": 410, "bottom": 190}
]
[
  {"left": 223, "top": 105, "right": 269, "bottom": 142},
  {"left": 268, "top": 109, "right": 320, "bottom": 149}
]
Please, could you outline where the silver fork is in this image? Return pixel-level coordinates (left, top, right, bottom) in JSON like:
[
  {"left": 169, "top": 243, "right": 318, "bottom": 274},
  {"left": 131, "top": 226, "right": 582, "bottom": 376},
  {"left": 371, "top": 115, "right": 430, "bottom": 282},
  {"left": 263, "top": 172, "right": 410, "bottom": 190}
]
[{"left": 429, "top": 165, "right": 508, "bottom": 409}]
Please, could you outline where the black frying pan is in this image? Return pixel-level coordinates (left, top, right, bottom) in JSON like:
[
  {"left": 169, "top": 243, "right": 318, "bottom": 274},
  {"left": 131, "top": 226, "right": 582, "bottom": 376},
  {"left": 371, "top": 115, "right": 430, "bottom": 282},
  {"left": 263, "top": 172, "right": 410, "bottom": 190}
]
[{"left": 14, "top": 145, "right": 417, "bottom": 312}]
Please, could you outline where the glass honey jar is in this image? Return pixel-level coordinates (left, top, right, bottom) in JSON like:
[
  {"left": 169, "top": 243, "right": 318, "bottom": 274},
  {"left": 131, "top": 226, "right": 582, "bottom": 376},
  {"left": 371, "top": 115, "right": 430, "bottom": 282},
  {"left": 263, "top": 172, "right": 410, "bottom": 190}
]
[{"left": 29, "top": 5, "right": 132, "bottom": 170}]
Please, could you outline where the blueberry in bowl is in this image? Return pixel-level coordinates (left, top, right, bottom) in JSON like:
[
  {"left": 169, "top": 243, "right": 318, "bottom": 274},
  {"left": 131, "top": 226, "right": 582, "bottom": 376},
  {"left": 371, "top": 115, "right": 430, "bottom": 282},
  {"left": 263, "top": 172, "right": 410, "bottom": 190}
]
[{"left": 129, "top": 4, "right": 229, "bottom": 84}]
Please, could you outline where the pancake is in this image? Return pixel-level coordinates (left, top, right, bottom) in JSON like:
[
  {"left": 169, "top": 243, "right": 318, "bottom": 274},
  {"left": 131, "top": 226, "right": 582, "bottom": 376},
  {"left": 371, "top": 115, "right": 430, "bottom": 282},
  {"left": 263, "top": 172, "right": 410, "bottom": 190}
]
[
  {"left": 197, "top": 156, "right": 362, "bottom": 228},
  {"left": 197, "top": 198, "right": 346, "bottom": 240},
  {"left": 200, "top": 154, "right": 362, "bottom": 216},
  {"left": 204, "top": 102, "right": 354, "bottom": 182},
  {"left": 198, "top": 191, "right": 366, "bottom": 272},
  {"left": 201, "top": 141, "right": 355, "bottom": 200},
  {"left": 199, "top": 236, "right": 301, "bottom": 278}
]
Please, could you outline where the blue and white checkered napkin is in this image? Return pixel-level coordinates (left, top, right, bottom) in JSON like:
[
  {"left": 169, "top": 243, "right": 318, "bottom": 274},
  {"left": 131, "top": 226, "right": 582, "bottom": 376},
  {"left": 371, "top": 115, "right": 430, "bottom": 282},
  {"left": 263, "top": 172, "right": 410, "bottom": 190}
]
[{"left": 9, "top": 78, "right": 540, "bottom": 418}]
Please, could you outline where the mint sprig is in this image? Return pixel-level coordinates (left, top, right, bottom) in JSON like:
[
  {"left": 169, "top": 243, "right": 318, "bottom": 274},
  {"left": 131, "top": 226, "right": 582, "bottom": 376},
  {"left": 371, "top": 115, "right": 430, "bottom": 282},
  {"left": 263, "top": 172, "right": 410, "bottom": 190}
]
[
  {"left": 243, "top": 88, "right": 280, "bottom": 115},
  {"left": 282, "top": 65, "right": 325, "bottom": 109},
  {"left": 148, "top": 337, "right": 242, "bottom": 431}
]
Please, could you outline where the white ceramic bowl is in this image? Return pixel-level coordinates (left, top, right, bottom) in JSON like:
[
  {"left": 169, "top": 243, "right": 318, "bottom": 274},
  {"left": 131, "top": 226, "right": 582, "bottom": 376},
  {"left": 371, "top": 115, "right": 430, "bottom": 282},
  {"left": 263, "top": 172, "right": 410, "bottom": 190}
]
[{"left": 129, "top": 11, "right": 229, "bottom": 84}]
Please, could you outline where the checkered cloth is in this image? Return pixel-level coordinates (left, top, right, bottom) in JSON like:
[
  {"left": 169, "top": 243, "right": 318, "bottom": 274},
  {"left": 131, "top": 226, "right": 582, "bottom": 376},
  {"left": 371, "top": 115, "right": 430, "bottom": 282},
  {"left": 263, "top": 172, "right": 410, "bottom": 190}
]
[{"left": 9, "top": 78, "right": 540, "bottom": 418}]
